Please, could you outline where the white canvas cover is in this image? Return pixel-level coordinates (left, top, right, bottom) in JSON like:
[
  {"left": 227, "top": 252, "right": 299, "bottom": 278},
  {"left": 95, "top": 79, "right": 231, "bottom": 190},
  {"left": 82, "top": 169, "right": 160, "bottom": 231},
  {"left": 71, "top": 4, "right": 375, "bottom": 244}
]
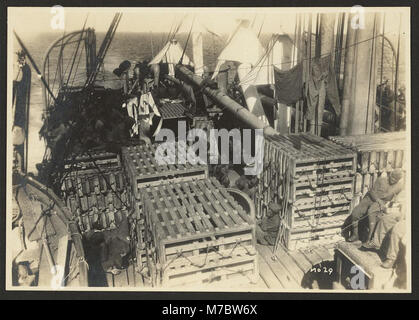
[
  {"left": 237, "top": 63, "right": 266, "bottom": 118},
  {"left": 192, "top": 31, "right": 204, "bottom": 76},
  {"left": 238, "top": 34, "right": 298, "bottom": 133},
  {"left": 238, "top": 35, "right": 287, "bottom": 86},
  {"left": 211, "top": 25, "right": 265, "bottom": 80},
  {"left": 149, "top": 39, "right": 193, "bottom": 76}
]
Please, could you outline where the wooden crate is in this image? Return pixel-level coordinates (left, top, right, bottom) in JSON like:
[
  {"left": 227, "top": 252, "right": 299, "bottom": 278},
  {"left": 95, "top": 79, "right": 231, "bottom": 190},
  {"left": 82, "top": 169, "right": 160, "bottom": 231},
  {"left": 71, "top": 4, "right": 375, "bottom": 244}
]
[
  {"left": 329, "top": 132, "right": 407, "bottom": 202},
  {"left": 256, "top": 133, "right": 357, "bottom": 250},
  {"left": 158, "top": 102, "right": 187, "bottom": 120},
  {"left": 62, "top": 168, "right": 130, "bottom": 233},
  {"left": 122, "top": 142, "right": 208, "bottom": 199},
  {"left": 140, "top": 178, "right": 258, "bottom": 287},
  {"left": 63, "top": 151, "right": 121, "bottom": 174},
  {"left": 335, "top": 241, "right": 395, "bottom": 289},
  {"left": 131, "top": 198, "right": 149, "bottom": 274}
]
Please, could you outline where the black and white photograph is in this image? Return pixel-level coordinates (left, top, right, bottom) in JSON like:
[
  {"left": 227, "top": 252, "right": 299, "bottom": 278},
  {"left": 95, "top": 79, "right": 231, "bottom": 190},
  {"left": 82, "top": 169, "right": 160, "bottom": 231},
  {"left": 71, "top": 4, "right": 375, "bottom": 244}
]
[{"left": 5, "top": 5, "right": 411, "bottom": 292}]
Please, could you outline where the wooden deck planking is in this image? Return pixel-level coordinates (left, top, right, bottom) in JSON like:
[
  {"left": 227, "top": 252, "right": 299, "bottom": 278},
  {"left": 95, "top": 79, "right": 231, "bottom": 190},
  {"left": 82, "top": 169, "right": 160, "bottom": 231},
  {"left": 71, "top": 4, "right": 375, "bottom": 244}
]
[
  {"left": 275, "top": 244, "right": 306, "bottom": 282},
  {"left": 257, "top": 245, "right": 300, "bottom": 289},
  {"left": 257, "top": 252, "right": 283, "bottom": 288},
  {"left": 256, "top": 243, "right": 336, "bottom": 289},
  {"left": 106, "top": 264, "right": 138, "bottom": 287},
  {"left": 300, "top": 248, "right": 325, "bottom": 267}
]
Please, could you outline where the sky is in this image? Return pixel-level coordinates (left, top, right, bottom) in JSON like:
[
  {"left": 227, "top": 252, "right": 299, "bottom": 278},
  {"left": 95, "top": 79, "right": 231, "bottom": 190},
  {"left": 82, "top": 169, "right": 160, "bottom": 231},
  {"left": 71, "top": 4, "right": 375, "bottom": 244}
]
[{"left": 9, "top": 7, "right": 409, "bottom": 37}]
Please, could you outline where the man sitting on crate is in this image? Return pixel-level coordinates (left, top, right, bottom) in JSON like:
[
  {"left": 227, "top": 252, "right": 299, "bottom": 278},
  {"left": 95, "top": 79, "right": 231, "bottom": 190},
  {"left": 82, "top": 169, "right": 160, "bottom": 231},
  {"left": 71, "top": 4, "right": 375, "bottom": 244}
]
[
  {"left": 362, "top": 193, "right": 407, "bottom": 289},
  {"left": 362, "top": 186, "right": 406, "bottom": 250},
  {"left": 347, "top": 169, "right": 404, "bottom": 243}
]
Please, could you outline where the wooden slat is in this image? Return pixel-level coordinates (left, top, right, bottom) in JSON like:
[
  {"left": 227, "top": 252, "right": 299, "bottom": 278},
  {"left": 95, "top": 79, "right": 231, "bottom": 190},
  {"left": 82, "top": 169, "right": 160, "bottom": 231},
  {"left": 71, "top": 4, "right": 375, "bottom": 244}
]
[
  {"left": 257, "top": 244, "right": 299, "bottom": 289},
  {"left": 287, "top": 248, "right": 313, "bottom": 273},
  {"left": 257, "top": 253, "right": 283, "bottom": 289},
  {"left": 121, "top": 143, "right": 208, "bottom": 190},
  {"left": 275, "top": 244, "right": 306, "bottom": 283},
  {"left": 140, "top": 178, "right": 257, "bottom": 288},
  {"left": 311, "top": 246, "right": 334, "bottom": 263}
]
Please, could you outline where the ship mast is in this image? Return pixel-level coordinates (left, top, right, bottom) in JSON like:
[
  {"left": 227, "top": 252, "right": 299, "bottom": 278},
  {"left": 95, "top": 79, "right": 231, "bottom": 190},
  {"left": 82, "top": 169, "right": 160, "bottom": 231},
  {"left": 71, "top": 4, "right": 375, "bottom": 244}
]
[
  {"left": 341, "top": 12, "right": 379, "bottom": 135},
  {"left": 14, "top": 31, "right": 57, "bottom": 104},
  {"left": 84, "top": 12, "right": 122, "bottom": 88}
]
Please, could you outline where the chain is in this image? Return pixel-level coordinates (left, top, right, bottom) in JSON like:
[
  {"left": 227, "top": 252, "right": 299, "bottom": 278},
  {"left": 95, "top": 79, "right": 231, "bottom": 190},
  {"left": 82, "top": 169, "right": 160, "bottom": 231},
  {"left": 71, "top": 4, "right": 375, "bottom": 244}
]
[{"left": 161, "top": 239, "right": 251, "bottom": 274}]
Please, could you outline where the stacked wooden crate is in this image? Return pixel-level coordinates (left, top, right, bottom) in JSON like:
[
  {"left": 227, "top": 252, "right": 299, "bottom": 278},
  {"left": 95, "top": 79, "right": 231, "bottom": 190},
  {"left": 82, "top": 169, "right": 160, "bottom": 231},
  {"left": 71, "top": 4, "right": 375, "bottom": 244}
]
[
  {"left": 61, "top": 151, "right": 129, "bottom": 233},
  {"left": 255, "top": 133, "right": 357, "bottom": 251},
  {"left": 329, "top": 131, "right": 407, "bottom": 205},
  {"left": 140, "top": 178, "right": 257, "bottom": 287},
  {"left": 122, "top": 141, "right": 208, "bottom": 278},
  {"left": 63, "top": 151, "right": 121, "bottom": 173},
  {"left": 122, "top": 141, "right": 208, "bottom": 199}
]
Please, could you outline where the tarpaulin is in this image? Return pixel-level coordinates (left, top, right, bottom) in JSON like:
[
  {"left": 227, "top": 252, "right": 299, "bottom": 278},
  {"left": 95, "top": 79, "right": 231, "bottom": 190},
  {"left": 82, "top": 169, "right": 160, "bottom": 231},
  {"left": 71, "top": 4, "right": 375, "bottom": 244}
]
[
  {"left": 239, "top": 35, "right": 289, "bottom": 86},
  {"left": 149, "top": 39, "right": 193, "bottom": 76},
  {"left": 272, "top": 55, "right": 341, "bottom": 122},
  {"left": 237, "top": 63, "right": 266, "bottom": 118},
  {"left": 273, "top": 63, "right": 304, "bottom": 105},
  {"left": 211, "top": 25, "right": 265, "bottom": 80}
]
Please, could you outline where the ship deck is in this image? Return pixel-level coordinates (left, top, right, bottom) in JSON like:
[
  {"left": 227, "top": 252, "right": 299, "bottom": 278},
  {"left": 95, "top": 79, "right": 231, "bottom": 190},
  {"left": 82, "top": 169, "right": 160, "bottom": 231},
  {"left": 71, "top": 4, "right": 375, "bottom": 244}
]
[{"left": 106, "top": 243, "right": 335, "bottom": 290}]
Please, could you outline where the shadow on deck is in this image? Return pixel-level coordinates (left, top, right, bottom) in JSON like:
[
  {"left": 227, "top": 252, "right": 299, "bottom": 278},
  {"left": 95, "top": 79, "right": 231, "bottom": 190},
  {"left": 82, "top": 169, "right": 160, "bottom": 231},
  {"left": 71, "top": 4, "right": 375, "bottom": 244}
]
[{"left": 257, "top": 243, "right": 335, "bottom": 289}]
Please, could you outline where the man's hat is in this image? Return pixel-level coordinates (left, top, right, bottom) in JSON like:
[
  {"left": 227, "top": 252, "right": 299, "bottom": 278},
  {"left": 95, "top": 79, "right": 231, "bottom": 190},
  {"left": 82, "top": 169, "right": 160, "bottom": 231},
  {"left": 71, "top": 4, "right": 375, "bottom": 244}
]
[
  {"left": 389, "top": 169, "right": 403, "bottom": 182},
  {"left": 268, "top": 203, "right": 281, "bottom": 214}
]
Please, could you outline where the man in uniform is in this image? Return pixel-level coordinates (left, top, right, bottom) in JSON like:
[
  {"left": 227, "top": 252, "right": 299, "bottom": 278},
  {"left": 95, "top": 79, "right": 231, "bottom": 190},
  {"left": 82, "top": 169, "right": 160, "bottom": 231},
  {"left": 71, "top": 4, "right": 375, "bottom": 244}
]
[{"left": 347, "top": 169, "right": 404, "bottom": 242}]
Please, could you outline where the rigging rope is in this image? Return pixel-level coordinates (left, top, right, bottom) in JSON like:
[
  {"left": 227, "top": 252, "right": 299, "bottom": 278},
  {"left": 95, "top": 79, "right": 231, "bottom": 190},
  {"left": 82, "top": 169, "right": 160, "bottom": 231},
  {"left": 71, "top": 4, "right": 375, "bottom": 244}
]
[
  {"left": 231, "top": 30, "right": 399, "bottom": 87},
  {"left": 179, "top": 16, "right": 195, "bottom": 65},
  {"left": 65, "top": 14, "right": 89, "bottom": 89}
]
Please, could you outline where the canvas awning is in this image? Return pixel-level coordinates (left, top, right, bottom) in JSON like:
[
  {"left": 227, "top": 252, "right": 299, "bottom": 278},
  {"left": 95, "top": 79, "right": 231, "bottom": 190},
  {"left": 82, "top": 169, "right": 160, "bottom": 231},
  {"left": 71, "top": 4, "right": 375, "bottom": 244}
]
[{"left": 149, "top": 39, "right": 192, "bottom": 76}]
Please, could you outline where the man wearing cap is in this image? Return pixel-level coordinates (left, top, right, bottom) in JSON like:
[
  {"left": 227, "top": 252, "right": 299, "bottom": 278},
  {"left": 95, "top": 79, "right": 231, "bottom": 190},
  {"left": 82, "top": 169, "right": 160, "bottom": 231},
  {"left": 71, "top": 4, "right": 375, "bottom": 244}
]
[
  {"left": 347, "top": 169, "right": 404, "bottom": 242},
  {"left": 362, "top": 185, "right": 406, "bottom": 250}
]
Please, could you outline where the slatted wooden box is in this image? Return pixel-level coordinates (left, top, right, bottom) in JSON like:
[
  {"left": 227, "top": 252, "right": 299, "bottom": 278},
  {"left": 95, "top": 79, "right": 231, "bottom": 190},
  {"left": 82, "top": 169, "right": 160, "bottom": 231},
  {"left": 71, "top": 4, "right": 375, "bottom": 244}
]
[
  {"left": 256, "top": 133, "right": 357, "bottom": 250},
  {"left": 329, "top": 132, "right": 406, "bottom": 204},
  {"left": 158, "top": 102, "right": 188, "bottom": 120},
  {"left": 140, "top": 178, "right": 258, "bottom": 287},
  {"left": 335, "top": 241, "right": 395, "bottom": 289},
  {"left": 131, "top": 198, "right": 149, "bottom": 274},
  {"left": 63, "top": 151, "right": 121, "bottom": 174},
  {"left": 62, "top": 167, "right": 129, "bottom": 233},
  {"left": 122, "top": 142, "right": 208, "bottom": 199}
]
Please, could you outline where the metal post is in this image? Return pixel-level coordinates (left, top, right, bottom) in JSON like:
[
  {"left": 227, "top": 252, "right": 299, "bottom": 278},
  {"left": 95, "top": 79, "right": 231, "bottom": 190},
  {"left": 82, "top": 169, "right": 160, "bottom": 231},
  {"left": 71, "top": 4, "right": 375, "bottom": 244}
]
[{"left": 393, "top": 13, "right": 402, "bottom": 131}]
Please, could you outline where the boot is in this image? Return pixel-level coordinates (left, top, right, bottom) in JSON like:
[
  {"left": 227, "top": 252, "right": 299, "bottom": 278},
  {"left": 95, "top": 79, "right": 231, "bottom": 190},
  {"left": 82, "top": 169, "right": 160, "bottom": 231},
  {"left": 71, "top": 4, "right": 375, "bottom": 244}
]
[
  {"left": 362, "top": 240, "right": 380, "bottom": 251},
  {"left": 347, "top": 225, "right": 359, "bottom": 242},
  {"left": 381, "top": 259, "right": 396, "bottom": 269}
]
